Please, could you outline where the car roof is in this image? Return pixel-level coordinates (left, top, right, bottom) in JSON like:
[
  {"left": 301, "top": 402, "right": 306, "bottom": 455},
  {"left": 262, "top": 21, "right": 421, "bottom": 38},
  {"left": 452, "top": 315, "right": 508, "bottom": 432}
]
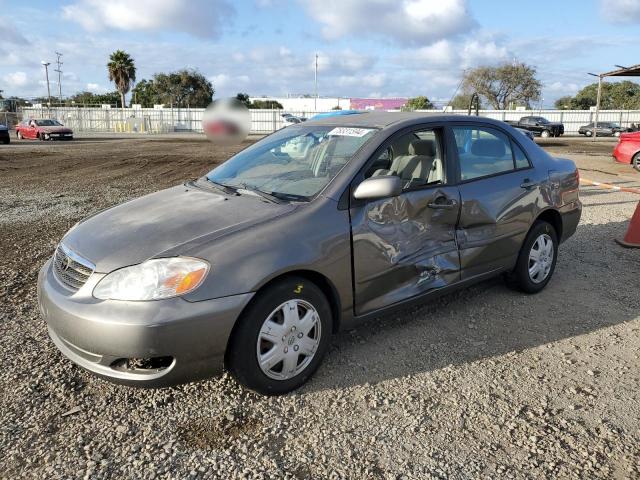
[{"left": 304, "top": 111, "right": 508, "bottom": 129}]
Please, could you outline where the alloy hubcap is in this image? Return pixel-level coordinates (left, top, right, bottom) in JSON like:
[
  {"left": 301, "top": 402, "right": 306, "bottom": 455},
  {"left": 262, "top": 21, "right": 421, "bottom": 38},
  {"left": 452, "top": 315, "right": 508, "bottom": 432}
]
[
  {"left": 256, "top": 299, "right": 321, "bottom": 380},
  {"left": 528, "top": 233, "right": 554, "bottom": 283}
]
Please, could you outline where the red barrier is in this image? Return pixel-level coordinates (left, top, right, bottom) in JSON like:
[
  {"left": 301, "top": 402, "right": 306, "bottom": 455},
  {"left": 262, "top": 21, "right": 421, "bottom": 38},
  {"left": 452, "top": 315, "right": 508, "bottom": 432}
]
[
  {"left": 580, "top": 178, "right": 640, "bottom": 195},
  {"left": 615, "top": 201, "right": 640, "bottom": 248}
]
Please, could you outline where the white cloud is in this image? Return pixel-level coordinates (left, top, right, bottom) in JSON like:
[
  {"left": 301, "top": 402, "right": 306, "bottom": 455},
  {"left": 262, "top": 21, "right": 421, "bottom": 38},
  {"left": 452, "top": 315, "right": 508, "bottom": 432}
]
[
  {"left": 62, "top": 0, "right": 234, "bottom": 38},
  {"left": 86, "top": 83, "right": 109, "bottom": 93},
  {"left": 601, "top": 0, "right": 640, "bottom": 23},
  {"left": 3, "top": 71, "right": 29, "bottom": 88},
  {"left": 302, "top": 0, "right": 476, "bottom": 45}
]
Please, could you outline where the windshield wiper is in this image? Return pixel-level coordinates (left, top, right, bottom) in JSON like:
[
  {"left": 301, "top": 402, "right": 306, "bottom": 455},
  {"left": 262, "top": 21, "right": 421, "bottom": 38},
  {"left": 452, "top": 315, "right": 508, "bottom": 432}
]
[
  {"left": 205, "top": 178, "right": 240, "bottom": 195},
  {"left": 238, "top": 183, "right": 283, "bottom": 204},
  {"left": 269, "top": 191, "right": 309, "bottom": 202}
]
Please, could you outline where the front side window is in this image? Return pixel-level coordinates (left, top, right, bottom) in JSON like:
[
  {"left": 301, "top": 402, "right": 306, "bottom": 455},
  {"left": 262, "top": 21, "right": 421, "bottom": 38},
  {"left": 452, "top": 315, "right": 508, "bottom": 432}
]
[
  {"left": 365, "top": 128, "right": 446, "bottom": 190},
  {"left": 453, "top": 126, "right": 519, "bottom": 181},
  {"left": 207, "top": 125, "right": 377, "bottom": 199}
]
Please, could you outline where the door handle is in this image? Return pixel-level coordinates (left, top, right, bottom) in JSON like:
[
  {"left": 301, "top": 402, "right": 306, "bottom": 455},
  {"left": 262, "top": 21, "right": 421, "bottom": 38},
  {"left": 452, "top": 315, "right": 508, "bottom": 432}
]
[
  {"left": 520, "top": 179, "right": 538, "bottom": 189},
  {"left": 428, "top": 196, "right": 458, "bottom": 209}
]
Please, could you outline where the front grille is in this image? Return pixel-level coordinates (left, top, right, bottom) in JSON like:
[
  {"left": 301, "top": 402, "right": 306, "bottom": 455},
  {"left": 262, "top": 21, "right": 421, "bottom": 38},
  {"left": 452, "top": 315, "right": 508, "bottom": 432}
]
[{"left": 52, "top": 244, "right": 95, "bottom": 292}]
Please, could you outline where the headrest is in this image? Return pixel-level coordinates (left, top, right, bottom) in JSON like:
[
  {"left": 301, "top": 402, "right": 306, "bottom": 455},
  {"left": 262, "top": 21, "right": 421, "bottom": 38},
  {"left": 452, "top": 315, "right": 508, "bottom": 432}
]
[
  {"left": 471, "top": 139, "right": 505, "bottom": 157},
  {"left": 408, "top": 139, "right": 435, "bottom": 156}
]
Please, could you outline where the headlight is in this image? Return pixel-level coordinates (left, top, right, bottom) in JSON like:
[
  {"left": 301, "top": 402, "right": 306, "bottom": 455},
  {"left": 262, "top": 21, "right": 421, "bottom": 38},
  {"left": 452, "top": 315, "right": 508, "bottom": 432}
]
[{"left": 93, "top": 257, "right": 209, "bottom": 301}]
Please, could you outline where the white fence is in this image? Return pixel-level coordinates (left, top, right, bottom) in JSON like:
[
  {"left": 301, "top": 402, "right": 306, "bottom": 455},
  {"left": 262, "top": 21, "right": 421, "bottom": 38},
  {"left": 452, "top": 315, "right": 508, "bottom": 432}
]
[{"left": 18, "top": 107, "right": 640, "bottom": 135}]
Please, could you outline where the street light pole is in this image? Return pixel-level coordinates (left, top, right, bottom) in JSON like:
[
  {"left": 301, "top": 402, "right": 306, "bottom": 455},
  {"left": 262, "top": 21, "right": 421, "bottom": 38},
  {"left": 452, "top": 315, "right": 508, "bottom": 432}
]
[
  {"left": 588, "top": 72, "right": 602, "bottom": 141},
  {"left": 42, "top": 61, "right": 51, "bottom": 106}
]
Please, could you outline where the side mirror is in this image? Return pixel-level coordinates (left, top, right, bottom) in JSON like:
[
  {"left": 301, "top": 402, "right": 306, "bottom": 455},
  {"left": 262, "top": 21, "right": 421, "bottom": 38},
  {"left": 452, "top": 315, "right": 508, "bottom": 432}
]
[{"left": 353, "top": 176, "right": 402, "bottom": 200}]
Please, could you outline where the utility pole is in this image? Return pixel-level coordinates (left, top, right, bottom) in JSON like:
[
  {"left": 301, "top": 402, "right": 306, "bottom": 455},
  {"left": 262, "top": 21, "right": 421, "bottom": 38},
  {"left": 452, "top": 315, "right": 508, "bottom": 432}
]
[
  {"left": 41, "top": 61, "right": 51, "bottom": 106},
  {"left": 314, "top": 53, "right": 318, "bottom": 111},
  {"left": 54, "top": 52, "right": 63, "bottom": 103}
]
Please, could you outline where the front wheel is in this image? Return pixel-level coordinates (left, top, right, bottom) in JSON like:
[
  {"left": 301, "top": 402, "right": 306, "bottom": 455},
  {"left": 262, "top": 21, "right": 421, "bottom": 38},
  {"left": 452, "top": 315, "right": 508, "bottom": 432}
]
[
  {"left": 633, "top": 153, "right": 640, "bottom": 172},
  {"left": 226, "top": 276, "right": 332, "bottom": 395},
  {"left": 505, "top": 220, "right": 558, "bottom": 293},
  {"left": 541, "top": 130, "right": 551, "bottom": 138},
  {"left": 16, "top": 130, "right": 22, "bottom": 140},
  {"left": 585, "top": 130, "right": 593, "bottom": 137}
]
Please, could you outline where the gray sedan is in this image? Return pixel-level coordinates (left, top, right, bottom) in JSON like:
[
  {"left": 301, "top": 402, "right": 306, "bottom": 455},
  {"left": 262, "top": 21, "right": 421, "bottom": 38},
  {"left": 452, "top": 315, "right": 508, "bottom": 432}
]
[{"left": 38, "top": 113, "right": 581, "bottom": 395}]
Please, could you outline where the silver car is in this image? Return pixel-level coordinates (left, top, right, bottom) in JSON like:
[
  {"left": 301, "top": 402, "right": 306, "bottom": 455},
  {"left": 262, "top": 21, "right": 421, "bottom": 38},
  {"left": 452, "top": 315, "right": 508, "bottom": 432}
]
[{"left": 38, "top": 113, "right": 581, "bottom": 395}]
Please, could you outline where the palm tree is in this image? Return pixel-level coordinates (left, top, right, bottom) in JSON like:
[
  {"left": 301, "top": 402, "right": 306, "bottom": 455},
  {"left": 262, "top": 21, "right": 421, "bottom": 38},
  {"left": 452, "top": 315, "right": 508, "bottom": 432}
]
[{"left": 107, "top": 50, "right": 136, "bottom": 108}]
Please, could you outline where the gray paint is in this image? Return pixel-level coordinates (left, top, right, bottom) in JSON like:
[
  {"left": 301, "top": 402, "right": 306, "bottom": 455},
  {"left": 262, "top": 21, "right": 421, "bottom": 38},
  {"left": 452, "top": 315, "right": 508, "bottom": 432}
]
[{"left": 38, "top": 113, "right": 582, "bottom": 387}]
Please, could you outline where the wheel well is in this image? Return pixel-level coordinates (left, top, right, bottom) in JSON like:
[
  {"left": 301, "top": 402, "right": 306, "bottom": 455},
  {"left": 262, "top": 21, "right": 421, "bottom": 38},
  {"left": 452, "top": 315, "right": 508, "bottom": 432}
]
[
  {"left": 535, "top": 209, "right": 562, "bottom": 240},
  {"left": 223, "top": 270, "right": 342, "bottom": 368}
]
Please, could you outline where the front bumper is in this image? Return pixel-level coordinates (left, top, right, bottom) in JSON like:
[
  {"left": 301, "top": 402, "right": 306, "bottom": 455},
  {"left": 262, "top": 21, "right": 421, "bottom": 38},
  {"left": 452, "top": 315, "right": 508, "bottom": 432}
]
[{"left": 37, "top": 259, "right": 254, "bottom": 387}]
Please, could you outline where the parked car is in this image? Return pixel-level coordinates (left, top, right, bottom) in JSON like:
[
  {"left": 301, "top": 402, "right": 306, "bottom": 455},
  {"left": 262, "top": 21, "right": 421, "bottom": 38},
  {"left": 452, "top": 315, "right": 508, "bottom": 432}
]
[
  {"left": 506, "top": 116, "right": 564, "bottom": 138},
  {"left": 0, "top": 124, "right": 9, "bottom": 144},
  {"left": 613, "top": 131, "right": 640, "bottom": 170},
  {"left": 281, "top": 113, "right": 306, "bottom": 126},
  {"left": 16, "top": 119, "right": 73, "bottom": 140},
  {"left": 38, "top": 113, "right": 581, "bottom": 395},
  {"left": 514, "top": 127, "right": 535, "bottom": 141},
  {"left": 578, "top": 122, "right": 625, "bottom": 137}
]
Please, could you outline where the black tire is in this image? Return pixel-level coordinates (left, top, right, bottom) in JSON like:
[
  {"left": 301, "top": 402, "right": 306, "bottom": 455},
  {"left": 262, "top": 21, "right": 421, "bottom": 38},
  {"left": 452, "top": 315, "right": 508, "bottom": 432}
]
[
  {"left": 16, "top": 130, "right": 22, "bottom": 140},
  {"left": 2, "top": 137, "right": 8, "bottom": 145},
  {"left": 505, "top": 220, "right": 558, "bottom": 294},
  {"left": 541, "top": 130, "right": 551, "bottom": 138},
  {"left": 632, "top": 153, "right": 640, "bottom": 172},
  {"left": 226, "top": 276, "right": 332, "bottom": 395}
]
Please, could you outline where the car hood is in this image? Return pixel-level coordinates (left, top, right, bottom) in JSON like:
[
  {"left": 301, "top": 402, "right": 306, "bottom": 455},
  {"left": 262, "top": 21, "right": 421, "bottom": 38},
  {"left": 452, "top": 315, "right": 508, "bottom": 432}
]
[
  {"left": 39, "top": 126, "right": 73, "bottom": 133},
  {"left": 61, "top": 183, "right": 296, "bottom": 272}
]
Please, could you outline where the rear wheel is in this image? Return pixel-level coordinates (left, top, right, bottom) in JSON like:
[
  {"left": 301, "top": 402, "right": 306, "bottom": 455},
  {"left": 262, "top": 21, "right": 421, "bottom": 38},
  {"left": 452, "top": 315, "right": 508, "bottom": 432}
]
[
  {"left": 226, "top": 276, "right": 332, "bottom": 395},
  {"left": 505, "top": 220, "right": 558, "bottom": 293},
  {"left": 541, "top": 130, "right": 551, "bottom": 138}
]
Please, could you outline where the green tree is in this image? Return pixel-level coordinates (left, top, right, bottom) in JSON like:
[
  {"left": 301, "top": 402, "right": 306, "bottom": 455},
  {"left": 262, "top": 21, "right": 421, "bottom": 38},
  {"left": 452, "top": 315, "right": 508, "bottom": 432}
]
[
  {"left": 463, "top": 62, "right": 542, "bottom": 109},
  {"left": 250, "top": 100, "right": 283, "bottom": 109},
  {"left": 152, "top": 70, "right": 214, "bottom": 107},
  {"left": 404, "top": 96, "right": 434, "bottom": 110},
  {"left": 69, "top": 91, "right": 121, "bottom": 106},
  {"left": 107, "top": 50, "right": 136, "bottom": 108},
  {"left": 554, "top": 95, "right": 574, "bottom": 109},
  {"left": 558, "top": 81, "right": 640, "bottom": 110},
  {"left": 449, "top": 93, "right": 483, "bottom": 110},
  {"left": 131, "top": 80, "right": 160, "bottom": 107},
  {"left": 235, "top": 93, "right": 251, "bottom": 108}
]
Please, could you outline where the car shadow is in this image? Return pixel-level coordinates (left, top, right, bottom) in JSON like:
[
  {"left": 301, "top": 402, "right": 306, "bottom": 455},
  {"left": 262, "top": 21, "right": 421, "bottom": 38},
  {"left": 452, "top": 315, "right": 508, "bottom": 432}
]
[{"left": 303, "top": 219, "right": 638, "bottom": 393}]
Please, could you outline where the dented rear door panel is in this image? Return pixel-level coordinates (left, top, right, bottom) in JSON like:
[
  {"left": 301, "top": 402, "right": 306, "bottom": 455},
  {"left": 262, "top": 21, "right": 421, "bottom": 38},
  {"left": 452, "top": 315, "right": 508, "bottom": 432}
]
[
  {"left": 456, "top": 169, "right": 543, "bottom": 278},
  {"left": 350, "top": 186, "right": 461, "bottom": 315}
]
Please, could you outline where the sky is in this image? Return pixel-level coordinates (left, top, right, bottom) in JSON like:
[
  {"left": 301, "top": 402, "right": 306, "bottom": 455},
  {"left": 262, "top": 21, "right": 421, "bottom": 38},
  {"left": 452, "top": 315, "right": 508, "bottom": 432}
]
[{"left": 1, "top": 0, "right": 640, "bottom": 107}]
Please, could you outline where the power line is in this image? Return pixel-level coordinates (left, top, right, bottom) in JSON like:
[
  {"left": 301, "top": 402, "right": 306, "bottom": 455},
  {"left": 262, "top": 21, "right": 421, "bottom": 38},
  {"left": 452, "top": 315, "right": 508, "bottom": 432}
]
[{"left": 54, "top": 52, "right": 63, "bottom": 102}]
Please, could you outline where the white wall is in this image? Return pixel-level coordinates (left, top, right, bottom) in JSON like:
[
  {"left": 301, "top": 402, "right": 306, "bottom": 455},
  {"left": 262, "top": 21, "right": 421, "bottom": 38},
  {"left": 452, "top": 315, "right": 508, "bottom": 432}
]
[{"left": 249, "top": 97, "right": 351, "bottom": 111}]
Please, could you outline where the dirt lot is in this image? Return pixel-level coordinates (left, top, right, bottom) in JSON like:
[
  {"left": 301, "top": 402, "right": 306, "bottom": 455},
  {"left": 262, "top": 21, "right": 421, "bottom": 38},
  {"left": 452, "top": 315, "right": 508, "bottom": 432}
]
[{"left": 0, "top": 134, "right": 639, "bottom": 479}]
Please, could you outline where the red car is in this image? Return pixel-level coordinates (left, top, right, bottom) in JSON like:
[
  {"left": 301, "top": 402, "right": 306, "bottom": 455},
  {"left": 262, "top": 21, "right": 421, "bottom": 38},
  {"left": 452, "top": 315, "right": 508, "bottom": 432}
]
[
  {"left": 613, "top": 131, "right": 640, "bottom": 171},
  {"left": 16, "top": 119, "right": 74, "bottom": 141}
]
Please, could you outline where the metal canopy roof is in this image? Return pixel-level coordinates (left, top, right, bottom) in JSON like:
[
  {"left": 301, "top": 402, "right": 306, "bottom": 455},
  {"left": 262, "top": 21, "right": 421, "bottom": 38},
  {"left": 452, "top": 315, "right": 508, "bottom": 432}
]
[{"left": 600, "top": 64, "right": 640, "bottom": 77}]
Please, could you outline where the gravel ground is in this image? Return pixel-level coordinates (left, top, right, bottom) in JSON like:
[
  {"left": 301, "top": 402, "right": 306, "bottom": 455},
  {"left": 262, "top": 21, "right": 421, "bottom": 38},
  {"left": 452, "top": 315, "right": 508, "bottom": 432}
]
[{"left": 1, "top": 135, "right": 639, "bottom": 479}]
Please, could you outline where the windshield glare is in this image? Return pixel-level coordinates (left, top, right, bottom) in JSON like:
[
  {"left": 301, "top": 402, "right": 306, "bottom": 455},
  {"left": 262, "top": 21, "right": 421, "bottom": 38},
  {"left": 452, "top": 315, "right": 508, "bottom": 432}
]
[{"left": 207, "top": 125, "right": 377, "bottom": 199}]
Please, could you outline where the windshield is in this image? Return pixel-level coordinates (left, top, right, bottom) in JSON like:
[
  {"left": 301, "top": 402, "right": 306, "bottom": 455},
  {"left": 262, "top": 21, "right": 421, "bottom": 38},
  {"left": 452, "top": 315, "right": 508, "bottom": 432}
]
[
  {"left": 207, "top": 125, "right": 378, "bottom": 199},
  {"left": 35, "top": 119, "right": 62, "bottom": 126}
]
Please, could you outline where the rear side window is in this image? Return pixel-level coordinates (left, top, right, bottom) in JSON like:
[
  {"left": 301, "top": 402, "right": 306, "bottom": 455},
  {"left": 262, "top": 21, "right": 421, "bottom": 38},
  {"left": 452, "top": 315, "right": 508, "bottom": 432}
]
[
  {"left": 512, "top": 142, "right": 530, "bottom": 169},
  {"left": 453, "top": 126, "right": 515, "bottom": 181}
]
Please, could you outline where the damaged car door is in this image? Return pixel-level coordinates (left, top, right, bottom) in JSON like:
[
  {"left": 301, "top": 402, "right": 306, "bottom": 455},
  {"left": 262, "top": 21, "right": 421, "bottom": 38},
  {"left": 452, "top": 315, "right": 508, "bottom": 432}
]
[{"left": 350, "top": 127, "right": 461, "bottom": 315}]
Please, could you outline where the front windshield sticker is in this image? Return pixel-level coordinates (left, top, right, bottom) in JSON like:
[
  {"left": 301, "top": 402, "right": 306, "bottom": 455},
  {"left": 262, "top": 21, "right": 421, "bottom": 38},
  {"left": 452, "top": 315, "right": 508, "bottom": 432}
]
[{"left": 327, "top": 127, "right": 373, "bottom": 137}]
